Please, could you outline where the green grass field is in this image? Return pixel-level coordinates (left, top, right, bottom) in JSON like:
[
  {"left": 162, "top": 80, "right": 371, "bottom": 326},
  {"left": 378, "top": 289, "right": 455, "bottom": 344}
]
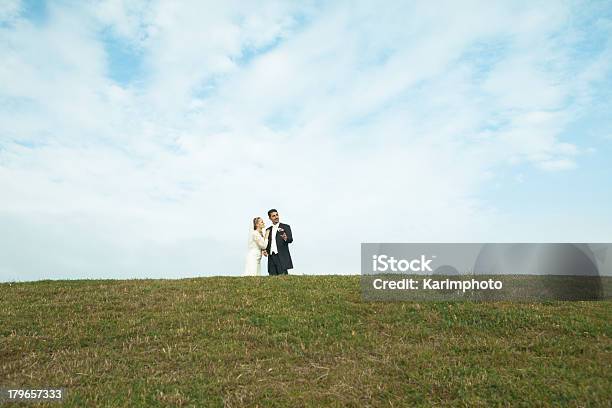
[{"left": 1, "top": 276, "right": 611, "bottom": 407}]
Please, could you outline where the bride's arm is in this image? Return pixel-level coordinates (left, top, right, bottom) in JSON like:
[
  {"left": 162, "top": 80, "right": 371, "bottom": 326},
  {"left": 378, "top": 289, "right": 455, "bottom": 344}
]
[{"left": 253, "top": 231, "right": 268, "bottom": 249}]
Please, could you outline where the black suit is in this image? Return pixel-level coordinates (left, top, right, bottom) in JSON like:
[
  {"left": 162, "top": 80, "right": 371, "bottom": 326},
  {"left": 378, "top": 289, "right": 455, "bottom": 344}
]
[{"left": 265, "top": 223, "right": 293, "bottom": 275}]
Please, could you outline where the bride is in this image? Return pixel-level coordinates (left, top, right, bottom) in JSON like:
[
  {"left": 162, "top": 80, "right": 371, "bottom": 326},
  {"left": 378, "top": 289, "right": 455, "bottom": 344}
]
[{"left": 244, "top": 217, "right": 270, "bottom": 276}]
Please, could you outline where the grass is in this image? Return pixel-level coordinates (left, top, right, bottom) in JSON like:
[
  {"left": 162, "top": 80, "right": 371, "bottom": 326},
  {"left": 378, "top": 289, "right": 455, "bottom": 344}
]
[{"left": 1, "top": 275, "right": 611, "bottom": 407}]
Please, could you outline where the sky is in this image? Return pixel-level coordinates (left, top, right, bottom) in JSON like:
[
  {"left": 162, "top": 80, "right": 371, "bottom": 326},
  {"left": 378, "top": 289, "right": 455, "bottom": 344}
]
[{"left": 0, "top": 0, "right": 611, "bottom": 282}]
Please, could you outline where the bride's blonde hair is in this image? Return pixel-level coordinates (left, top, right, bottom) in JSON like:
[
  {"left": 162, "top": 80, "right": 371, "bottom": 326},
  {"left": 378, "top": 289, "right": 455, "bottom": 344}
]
[{"left": 252, "top": 217, "right": 262, "bottom": 230}]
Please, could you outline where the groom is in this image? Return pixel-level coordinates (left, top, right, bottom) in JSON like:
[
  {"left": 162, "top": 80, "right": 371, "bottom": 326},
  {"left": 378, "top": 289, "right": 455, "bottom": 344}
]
[{"left": 263, "top": 209, "right": 293, "bottom": 275}]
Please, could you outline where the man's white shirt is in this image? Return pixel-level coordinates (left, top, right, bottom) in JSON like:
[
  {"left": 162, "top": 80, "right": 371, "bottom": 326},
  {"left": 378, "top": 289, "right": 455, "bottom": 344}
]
[{"left": 270, "top": 223, "right": 280, "bottom": 254}]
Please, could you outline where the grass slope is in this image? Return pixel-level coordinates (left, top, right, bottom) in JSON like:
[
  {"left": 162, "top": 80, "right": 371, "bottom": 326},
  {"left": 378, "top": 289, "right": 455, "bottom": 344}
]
[{"left": 1, "top": 276, "right": 611, "bottom": 407}]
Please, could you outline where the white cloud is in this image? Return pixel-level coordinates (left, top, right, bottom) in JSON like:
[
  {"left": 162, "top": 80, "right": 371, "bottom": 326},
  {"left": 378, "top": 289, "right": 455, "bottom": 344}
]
[
  {"left": 0, "top": 0, "right": 20, "bottom": 24},
  {"left": 0, "top": 0, "right": 610, "bottom": 281},
  {"left": 537, "top": 158, "right": 577, "bottom": 171}
]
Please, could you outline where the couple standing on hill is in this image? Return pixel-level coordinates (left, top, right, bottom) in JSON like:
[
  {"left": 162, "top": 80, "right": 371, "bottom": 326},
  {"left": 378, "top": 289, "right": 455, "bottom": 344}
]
[{"left": 244, "top": 209, "right": 293, "bottom": 276}]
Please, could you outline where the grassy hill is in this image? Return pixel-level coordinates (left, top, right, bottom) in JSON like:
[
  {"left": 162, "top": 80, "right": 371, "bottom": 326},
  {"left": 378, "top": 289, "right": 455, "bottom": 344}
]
[{"left": 1, "top": 275, "right": 610, "bottom": 407}]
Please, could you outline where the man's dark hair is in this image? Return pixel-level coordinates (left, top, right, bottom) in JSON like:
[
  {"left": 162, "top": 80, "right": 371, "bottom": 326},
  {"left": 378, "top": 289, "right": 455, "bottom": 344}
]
[{"left": 268, "top": 209, "right": 278, "bottom": 217}]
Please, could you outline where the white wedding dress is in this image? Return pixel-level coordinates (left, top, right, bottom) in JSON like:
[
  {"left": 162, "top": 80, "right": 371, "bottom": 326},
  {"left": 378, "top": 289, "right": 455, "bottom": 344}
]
[{"left": 244, "top": 230, "right": 269, "bottom": 276}]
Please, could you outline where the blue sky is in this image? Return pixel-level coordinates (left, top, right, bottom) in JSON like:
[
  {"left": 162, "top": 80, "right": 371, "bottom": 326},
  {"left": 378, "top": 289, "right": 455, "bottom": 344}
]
[{"left": 0, "top": 0, "right": 611, "bottom": 281}]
